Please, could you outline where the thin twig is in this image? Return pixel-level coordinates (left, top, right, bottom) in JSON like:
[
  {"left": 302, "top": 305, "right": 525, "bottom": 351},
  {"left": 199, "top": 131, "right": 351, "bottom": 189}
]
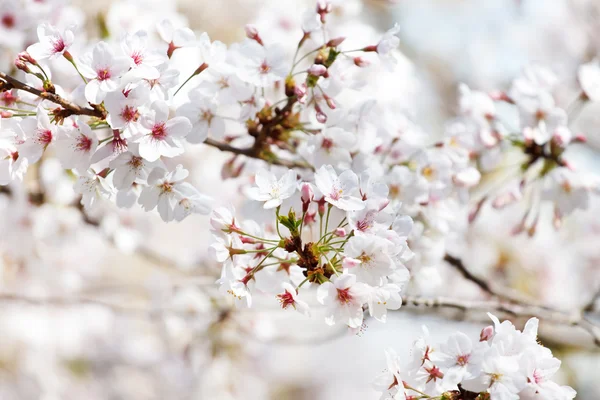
[{"left": 443, "top": 253, "right": 552, "bottom": 309}]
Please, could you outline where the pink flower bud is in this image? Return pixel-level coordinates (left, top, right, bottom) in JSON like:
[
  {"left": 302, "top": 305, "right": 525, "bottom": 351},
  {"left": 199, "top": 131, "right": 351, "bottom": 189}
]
[
  {"left": 14, "top": 59, "right": 30, "bottom": 73},
  {"left": 334, "top": 228, "right": 346, "bottom": 237},
  {"left": 353, "top": 57, "right": 370, "bottom": 67},
  {"left": 363, "top": 45, "right": 378, "bottom": 52},
  {"left": 323, "top": 94, "right": 336, "bottom": 110},
  {"left": 308, "top": 64, "right": 327, "bottom": 76},
  {"left": 317, "top": 197, "right": 326, "bottom": 215},
  {"left": 301, "top": 182, "right": 314, "bottom": 203},
  {"left": 326, "top": 37, "right": 346, "bottom": 47},
  {"left": 295, "top": 83, "right": 307, "bottom": 104},
  {"left": 17, "top": 51, "right": 36, "bottom": 65},
  {"left": 315, "top": 104, "right": 327, "bottom": 123},
  {"left": 245, "top": 24, "right": 263, "bottom": 45},
  {"left": 489, "top": 90, "right": 514, "bottom": 104},
  {"left": 480, "top": 325, "right": 494, "bottom": 342}
]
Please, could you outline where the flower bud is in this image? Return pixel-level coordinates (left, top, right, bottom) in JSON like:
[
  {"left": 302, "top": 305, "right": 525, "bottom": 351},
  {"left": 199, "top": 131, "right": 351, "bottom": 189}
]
[
  {"left": 326, "top": 37, "right": 346, "bottom": 47},
  {"left": 334, "top": 227, "right": 346, "bottom": 237},
  {"left": 480, "top": 325, "right": 494, "bottom": 341},
  {"left": 14, "top": 59, "right": 30, "bottom": 73},
  {"left": 315, "top": 104, "right": 327, "bottom": 123},
  {"left": 308, "top": 64, "right": 327, "bottom": 77},
  {"left": 17, "top": 51, "right": 37, "bottom": 65},
  {"left": 244, "top": 24, "right": 263, "bottom": 45},
  {"left": 301, "top": 182, "right": 314, "bottom": 208},
  {"left": 317, "top": 197, "right": 326, "bottom": 216},
  {"left": 353, "top": 57, "right": 370, "bottom": 67},
  {"left": 323, "top": 94, "right": 336, "bottom": 110},
  {"left": 295, "top": 83, "right": 307, "bottom": 104}
]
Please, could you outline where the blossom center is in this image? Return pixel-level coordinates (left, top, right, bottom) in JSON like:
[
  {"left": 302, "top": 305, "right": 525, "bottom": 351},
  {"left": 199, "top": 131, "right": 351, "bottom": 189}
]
[
  {"left": 51, "top": 37, "right": 66, "bottom": 53},
  {"left": 120, "top": 105, "right": 139, "bottom": 123},
  {"left": 160, "top": 182, "right": 173, "bottom": 193},
  {"left": 36, "top": 129, "right": 53, "bottom": 145},
  {"left": 200, "top": 109, "right": 214, "bottom": 123},
  {"left": 97, "top": 68, "right": 111, "bottom": 81},
  {"left": 321, "top": 138, "right": 334, "bottom": 150},
  {"left": 456, "top": 354, "right": 470, "bottom": 366},
  {"left": 151, "top": 122, "right": 168, "bottom": 140},
  {"left": 336, "top": 288, "right": 353, "bottom": 304},
  {"left": 131, "top": 51, "right": 144, "bottom": 66},
  {"left": 76, "top": 135, "right": 92, "bottom": 152},
  {"left": 217, "top": 77, "right": 230, "bottom": 89},
  {"left": 128, "top": 156, "right": 143, "bottom": 170},
  {"left": 259, "top": 61, "right": 271, "bottom": 74}
]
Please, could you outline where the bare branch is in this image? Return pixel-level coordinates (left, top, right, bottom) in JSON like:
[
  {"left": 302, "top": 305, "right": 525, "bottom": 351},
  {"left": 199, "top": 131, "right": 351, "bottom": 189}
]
[
  {"left": 443, "top": 253, "right": 553, "bottom": 309},
  {"left": 204, "top": 138, "right": 313, "bottom": 170},
  {"left": 0, "top": 72, "right": 105, "bottom": 119}
]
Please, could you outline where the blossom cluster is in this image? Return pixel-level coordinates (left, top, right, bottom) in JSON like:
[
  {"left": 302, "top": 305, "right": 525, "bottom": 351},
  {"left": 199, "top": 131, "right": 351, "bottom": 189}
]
[
  {"left": 211, "top": 165, "right": 412, "bottom": 328},
  {"left": 374, "top": 314, "right": 576, "bottom": 400}
]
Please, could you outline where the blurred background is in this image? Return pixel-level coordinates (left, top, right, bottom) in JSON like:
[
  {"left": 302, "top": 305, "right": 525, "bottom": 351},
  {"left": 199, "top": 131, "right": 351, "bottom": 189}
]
[{"left": 1, "top": 0, "right": 600, "bottom": 399}]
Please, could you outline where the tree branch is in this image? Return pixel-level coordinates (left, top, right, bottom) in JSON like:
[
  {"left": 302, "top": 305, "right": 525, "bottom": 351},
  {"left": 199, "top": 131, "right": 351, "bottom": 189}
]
[
  {"left": 0, "top": 71, "right": 105, "bottom": 119},
  {"left": 401, "top": 295, "right": 600, "bottom": 347},
  {"left": 204, "top": 138, "right": 313, "bottom": 170},
  {"left": 443, "top": 253, "right": 553, "bottom": 309}
]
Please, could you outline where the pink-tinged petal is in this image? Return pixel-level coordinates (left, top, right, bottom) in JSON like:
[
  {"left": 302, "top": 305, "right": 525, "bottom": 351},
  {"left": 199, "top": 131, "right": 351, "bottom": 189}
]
[
  {"left": 165, "top": 117, "right": 192, "bottom": 138},
  {"left": 84, "top": 80, "right": 103, "bottom": 104}
]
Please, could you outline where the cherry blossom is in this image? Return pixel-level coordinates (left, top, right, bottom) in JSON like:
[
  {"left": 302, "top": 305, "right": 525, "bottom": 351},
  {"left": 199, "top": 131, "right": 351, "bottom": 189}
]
[
  {"left": 316, "top": 273, "right": 368, "bottom": 328},
  {"left": 136, "top": 100, "right": 191, "bottom": 161},
  {"left": 314, "top": 165, "right": 365, "bottom": 211},
  {"left": 54, "top": 120, "right": 98, "bottom": 170},
  {"left": 246, "top": 168, "right": 297, "bottom": 209},
  {"left": 79, "top": 41, "right": 131, "bottom": 104},
  {"left": 26, "top": 23, "right": 75, "bottom": 61}
]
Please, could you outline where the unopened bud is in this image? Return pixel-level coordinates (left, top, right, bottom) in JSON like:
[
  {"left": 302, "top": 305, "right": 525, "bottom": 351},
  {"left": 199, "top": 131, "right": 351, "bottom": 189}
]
[
  {"left": 295, "top": 83, "right": 307, "bottom": 104},
  {"left": 194, "top": 62, "right": 209, "bottom": 75},
  {"left": 315, "top": 104, "right": 327, "bottom": 123},
  {"left": 489, "top": 90, "right": 514, "bottom": 104},
  {"left": 317, "top": 197, "right": 326, "bottom": 215},
  {"left": 245, "top": 24, "right": 263, "bottom": 45},
  {"left": 480, "top": 325, "right": 494, "bottom": 341},
  {"left": 308, "top": 64, "right": 327, "bottom": 76},
  {"left": 300, "top": 182, "right": 314, "bottom": 212},
  {"left": 14, "top": 59, "right": 30, "bottom": 73},
  {"left": 574, "top": 134, "right": 587, "bottom": 143},
  {"left": 334, "top": 227, "right": 346, "bottom": 237},
  {"left": 323, "top": 94, "right": 336, "bottom": 110},
  {"left": 17, "top": 51, "right": 37, "bottom": 65},
  {"left": 326, "top": 37, "right": 345, "bottom": 47},
  {"left": 353, "top": 57, "right": 370, "bottom": 67}
]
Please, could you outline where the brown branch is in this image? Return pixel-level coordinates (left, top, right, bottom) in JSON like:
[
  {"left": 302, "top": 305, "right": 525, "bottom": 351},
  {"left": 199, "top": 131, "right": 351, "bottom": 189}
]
[
  {"left": 584, "top": 286, "right": 600, "bottom": 313},
  {"left": 0, "top": 71, "right": 105, "bottom": 118},
  {"left": 204, "top": 138, "right": 313, "bottom": 170},
  {"left": 443, "top": 253, "right": 553, "bottom": 309}
]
